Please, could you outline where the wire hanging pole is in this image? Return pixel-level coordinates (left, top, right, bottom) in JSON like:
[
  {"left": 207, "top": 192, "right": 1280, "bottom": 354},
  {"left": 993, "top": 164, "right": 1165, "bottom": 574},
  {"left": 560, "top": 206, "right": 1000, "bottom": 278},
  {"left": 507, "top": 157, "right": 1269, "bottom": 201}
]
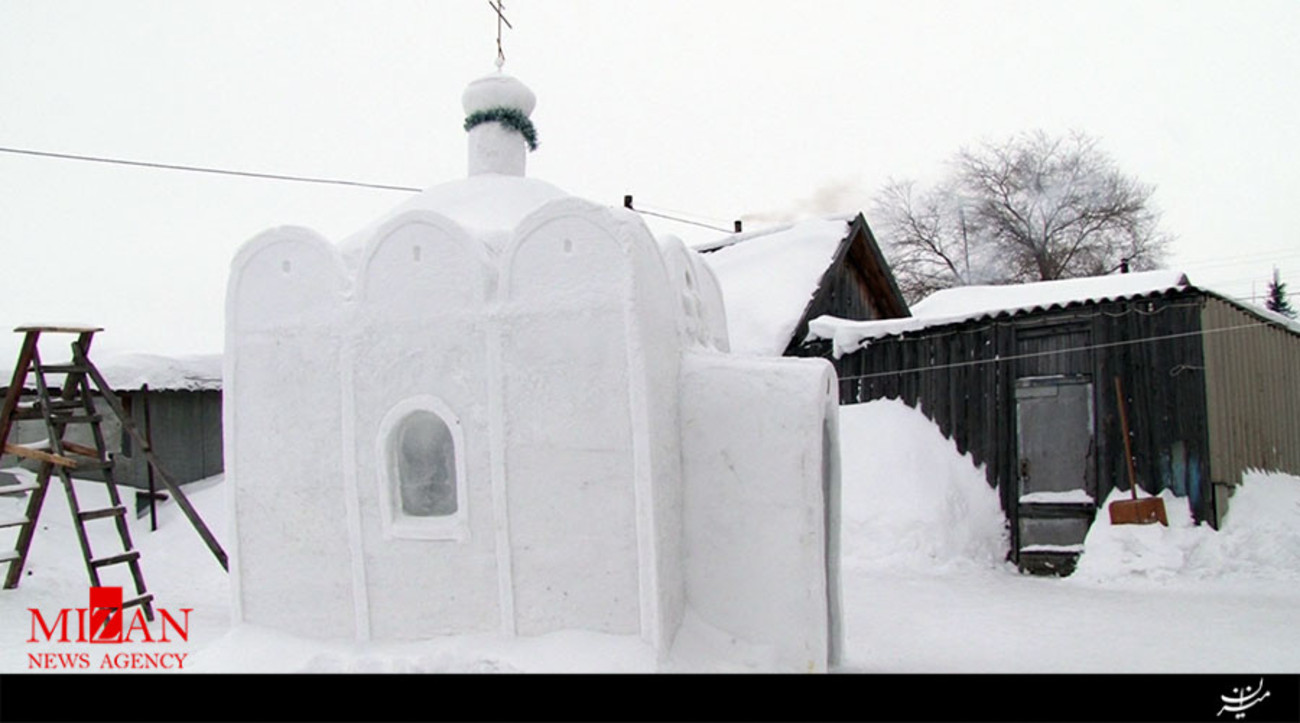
[{"left": 489, "top": 0, "right": 512, "bottom": 70}]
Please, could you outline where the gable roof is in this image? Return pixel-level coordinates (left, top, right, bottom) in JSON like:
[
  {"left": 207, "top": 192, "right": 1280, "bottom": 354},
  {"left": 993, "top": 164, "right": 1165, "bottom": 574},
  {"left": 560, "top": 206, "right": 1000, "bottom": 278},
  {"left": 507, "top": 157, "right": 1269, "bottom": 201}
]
[
  {"left": 808, "top": 270, "right": 1300, "bottom": 358},
  {"left": 695, "top": 213, "right": 908, "bottom": 356}
]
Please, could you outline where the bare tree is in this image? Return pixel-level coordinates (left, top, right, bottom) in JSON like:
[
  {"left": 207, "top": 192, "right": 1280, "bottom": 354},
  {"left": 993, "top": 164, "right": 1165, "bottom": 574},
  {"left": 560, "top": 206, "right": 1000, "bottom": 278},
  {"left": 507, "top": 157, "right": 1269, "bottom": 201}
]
[{"left": 874, "top": 131, "right": 1171, "bottom": 303}]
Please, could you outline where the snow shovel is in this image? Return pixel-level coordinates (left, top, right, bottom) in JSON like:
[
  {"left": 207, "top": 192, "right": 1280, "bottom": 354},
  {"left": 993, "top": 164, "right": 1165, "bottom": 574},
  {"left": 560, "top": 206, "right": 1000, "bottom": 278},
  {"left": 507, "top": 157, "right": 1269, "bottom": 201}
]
[{"left": 1107, "top": 376, "right": 1168, "bottom": 526}]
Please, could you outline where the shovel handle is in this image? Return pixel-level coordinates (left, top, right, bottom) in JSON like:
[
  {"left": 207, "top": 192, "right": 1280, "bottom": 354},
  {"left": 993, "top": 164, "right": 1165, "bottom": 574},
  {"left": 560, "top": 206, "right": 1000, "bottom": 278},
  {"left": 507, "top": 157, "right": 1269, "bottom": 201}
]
[{"left": 1115, "top": 376, "right": 1139, "bottom": 501}]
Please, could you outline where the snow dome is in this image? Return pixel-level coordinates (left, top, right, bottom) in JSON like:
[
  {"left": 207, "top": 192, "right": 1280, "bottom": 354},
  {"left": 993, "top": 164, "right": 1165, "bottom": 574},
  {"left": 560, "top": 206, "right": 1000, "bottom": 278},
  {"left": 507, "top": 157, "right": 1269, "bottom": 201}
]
[{"left": 224, "top": 72, "right": 841, "bottom": 671}]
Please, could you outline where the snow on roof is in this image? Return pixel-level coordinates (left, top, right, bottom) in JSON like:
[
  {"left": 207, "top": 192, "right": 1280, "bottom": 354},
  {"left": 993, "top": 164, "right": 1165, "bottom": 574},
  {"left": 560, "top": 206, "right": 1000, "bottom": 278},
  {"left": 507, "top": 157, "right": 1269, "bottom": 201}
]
[
  {"left": 808, "top": 270, "right": 1196, "bottom": 357},
  {"left": 696, "top": 217, "right": 851, "bottom": 356},
  {"left": 94, "top": 352, "right": 222, "bottom": 391},
  {"left": 909, "top": 269, "right": 1191, "bottom": 319}
]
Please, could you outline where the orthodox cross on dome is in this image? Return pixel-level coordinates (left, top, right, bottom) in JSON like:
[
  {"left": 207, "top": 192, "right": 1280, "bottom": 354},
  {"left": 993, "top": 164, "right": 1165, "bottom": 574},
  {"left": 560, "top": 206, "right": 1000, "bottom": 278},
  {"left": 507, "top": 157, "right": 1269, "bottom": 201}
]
[{"left": 488, "top": 0, "right": 513, "bottom": 70}]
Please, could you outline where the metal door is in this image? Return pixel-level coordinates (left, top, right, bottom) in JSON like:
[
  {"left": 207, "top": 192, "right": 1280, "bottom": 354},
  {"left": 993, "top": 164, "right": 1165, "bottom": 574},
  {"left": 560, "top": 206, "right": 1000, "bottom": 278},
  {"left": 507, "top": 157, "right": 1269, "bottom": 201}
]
[{"left": 1015, "top": 375, "right": 1096, "bottom": 572}]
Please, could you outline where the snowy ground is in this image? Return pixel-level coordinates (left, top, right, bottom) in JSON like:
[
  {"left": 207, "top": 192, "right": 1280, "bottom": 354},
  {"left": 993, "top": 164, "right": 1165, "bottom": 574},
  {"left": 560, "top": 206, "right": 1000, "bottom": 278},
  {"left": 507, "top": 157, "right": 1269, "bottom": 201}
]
[
  {"left": 837, "top": 400, "right": 1300, "bottom": 674},
  {"left": 1, "top": 398, "right": 1297, "bottom": 673}
]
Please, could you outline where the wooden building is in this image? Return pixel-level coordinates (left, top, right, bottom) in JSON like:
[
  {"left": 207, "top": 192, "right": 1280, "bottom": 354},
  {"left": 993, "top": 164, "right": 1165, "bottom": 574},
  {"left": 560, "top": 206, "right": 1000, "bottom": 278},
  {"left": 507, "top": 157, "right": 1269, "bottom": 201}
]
[
  {"left": 696, "top": 213, "right": 909, "bottom": 356},
  {"left": 802, "top": 271, "right": 1300, "bottom": 574},
  {"left": 1, "top": 353, "right": 222, "bottom": 515}
]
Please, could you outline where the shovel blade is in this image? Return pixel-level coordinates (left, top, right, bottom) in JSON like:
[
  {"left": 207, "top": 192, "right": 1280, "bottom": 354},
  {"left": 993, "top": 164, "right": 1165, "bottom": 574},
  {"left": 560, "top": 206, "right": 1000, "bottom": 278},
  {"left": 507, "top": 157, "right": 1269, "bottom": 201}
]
[{"left": 1108, "top": 496, "right": 1168, "bottom": 526}]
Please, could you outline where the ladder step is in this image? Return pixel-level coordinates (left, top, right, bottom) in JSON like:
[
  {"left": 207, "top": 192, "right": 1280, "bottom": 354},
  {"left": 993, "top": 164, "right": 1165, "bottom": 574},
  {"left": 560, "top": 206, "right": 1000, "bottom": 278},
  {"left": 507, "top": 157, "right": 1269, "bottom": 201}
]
[
  {"left": 0, "top": 513, "right": 29, "bottom": 529},
  {"left": 90, "top": 551, "right": 140, "bottom": 569},
  {"left": 78, "top": 506, "right": 126, "bottom": 521},
  {"left": 12, "top": 405, "right": 45, "bottom": 420},
  {"left": 121, "top": 593, "right": 154, "bottom": 611},
  {"left": 13, "top": 400, "right": 84, "bottom": 420},
  {"left": 68, "top": 459, "right": 114, "bottom": 471},
  {"left": 0, "top": 479, "right": 41, "bottom": 496},
  {"left": 0, "top": 550, "right": 19, "bottom": 564},
  {"left": 38, "top": 364, "right": 91, "bottom": 374},
  {"left": 60, "top": 441, "right": 101, "bottom": 458},
  {"left": 48, "top": 413, "right": 102, "bottom": 424}
]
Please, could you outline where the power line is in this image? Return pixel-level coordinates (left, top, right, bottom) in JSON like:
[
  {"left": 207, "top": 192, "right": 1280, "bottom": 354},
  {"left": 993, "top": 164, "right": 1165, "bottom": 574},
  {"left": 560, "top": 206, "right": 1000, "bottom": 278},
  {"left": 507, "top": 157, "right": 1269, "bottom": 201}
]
[
  {"left": 635, "top": 202, "right": 733, "bottom": 228},
  {"left": 631, "top": 207, "right": 734, "bottom": 233},
  {"left": 832, "top": 320, "right": 1273, "bottom": 383},
  {"left": 0, "top": 146, "right": 421, "bottom": 193},
  {"left": 5, "top": 144, "right": 748, "bottom": 235}
]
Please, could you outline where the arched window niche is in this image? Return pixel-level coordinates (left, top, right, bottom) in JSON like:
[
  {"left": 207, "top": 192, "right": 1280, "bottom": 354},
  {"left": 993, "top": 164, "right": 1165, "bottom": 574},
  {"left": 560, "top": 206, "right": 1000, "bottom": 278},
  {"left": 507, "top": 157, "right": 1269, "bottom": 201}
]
[{"left": 376, "top": 396, "right": 469, "bottom": 541}]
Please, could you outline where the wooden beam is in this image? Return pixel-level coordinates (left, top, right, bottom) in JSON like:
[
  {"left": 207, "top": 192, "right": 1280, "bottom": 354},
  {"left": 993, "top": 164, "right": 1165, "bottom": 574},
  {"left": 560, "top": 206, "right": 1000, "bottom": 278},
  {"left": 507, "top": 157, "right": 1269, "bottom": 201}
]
[
  {"left": 13, "top": 325, "right": 103, "bottom": 334},
  {"left": 4, "top": 443, "right": 77, "bottom": 468},
  {"left": 0, "top": 331, "right": 39, "bottom": 447},
  {"left": 60, "top": 440, "right": 100, "bottom": 458}
]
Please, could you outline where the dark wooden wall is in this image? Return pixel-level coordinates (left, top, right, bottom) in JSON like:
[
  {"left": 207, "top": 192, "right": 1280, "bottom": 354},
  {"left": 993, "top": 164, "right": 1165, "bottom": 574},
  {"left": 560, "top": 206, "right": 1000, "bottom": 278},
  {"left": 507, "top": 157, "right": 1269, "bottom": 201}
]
[
  {"left": 797, "top": 290, "right": 1215, "bottom": 558},
  {"left": 782, "top": 228, "right": 884, "bottom": 357},
  {"left": 116, "top": 390, "right": 224, "bottom": 489}
]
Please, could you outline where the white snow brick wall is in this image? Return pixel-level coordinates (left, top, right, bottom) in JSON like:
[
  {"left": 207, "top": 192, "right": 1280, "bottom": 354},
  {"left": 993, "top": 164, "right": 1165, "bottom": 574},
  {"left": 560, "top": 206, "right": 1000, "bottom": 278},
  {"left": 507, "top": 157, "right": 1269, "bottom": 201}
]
[
  {"left": 354, "top": 212, "right": 500, "bottom": 640},
  {"left": 225, "top": 227, "right": 355, "bottom": 638},
  {"left": 680, "top": 353, "right": 842, "bottom": 672}
]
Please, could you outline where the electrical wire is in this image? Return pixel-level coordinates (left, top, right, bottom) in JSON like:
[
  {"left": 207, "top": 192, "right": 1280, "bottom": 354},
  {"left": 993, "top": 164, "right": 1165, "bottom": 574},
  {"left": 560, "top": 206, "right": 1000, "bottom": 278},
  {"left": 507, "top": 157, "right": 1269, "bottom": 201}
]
[
  {"left": 831, "top": 320, "right": 1273, "bottom": 383},
  {"left": 3, "top": 144, "right": 746, "bottom": 235},
  {"left": 627, "top": 206, "right": 734, "bottom": 233},
  {"left": 0, "top": 146, "right": 421, "bottom": 193}
]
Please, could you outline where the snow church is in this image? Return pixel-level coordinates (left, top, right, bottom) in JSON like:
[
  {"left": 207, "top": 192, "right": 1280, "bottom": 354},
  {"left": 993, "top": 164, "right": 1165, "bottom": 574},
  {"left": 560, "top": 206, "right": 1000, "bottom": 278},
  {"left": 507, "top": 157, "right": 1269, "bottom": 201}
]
[{"left": 224, "top": 73, "right": 842, "bottom": 671}]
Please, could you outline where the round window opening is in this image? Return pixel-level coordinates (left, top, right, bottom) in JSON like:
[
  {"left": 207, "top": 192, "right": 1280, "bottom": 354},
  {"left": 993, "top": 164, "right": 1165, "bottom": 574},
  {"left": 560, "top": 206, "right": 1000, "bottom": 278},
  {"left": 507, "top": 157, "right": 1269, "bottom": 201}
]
[{"left": 395, "top": 411, "right": 457, "bottom": 517}]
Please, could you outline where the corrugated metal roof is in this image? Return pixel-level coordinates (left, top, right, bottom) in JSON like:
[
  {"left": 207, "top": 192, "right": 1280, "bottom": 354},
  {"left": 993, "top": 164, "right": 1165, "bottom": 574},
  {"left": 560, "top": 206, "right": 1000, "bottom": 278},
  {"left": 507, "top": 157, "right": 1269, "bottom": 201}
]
[{"left": 808, "top": 270, "right": 1300, "bottom": 358}]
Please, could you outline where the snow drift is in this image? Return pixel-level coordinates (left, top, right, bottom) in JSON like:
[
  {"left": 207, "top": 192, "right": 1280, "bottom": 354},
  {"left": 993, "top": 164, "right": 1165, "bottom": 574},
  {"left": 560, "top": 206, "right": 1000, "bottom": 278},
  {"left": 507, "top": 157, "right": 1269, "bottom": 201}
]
[{"left": 838, "top": 398, "right": 1007, "bottom": 573}]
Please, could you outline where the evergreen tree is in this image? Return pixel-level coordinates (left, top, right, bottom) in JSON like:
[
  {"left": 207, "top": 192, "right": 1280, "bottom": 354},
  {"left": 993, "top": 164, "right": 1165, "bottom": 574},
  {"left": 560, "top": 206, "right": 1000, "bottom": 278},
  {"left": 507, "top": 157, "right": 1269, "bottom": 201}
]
[{"left": 1266, "top": 267, "right": 1296, "bottom": 318}]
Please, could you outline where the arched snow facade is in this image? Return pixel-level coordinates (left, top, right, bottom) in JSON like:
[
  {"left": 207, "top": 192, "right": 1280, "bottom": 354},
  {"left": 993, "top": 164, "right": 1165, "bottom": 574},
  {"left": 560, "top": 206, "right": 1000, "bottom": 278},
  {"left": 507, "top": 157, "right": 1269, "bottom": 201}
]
[{"left": 224, "top": 72, "right": 841, "bottom": 671}]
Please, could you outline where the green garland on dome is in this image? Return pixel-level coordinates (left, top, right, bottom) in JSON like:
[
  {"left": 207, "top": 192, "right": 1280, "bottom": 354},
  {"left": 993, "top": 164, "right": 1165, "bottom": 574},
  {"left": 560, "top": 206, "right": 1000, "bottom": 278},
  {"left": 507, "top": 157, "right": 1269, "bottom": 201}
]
[{"left": 464, "top": 107, "right": 538, "bottom": 151}]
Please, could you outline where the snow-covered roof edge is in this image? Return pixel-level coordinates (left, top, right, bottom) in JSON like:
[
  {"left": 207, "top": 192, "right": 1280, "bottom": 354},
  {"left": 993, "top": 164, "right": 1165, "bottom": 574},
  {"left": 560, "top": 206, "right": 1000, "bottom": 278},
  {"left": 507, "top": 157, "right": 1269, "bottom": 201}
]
[
  {"left": 696, "top": 213, "right": 909, "bottom": 356},
  {"left": 696, "top": 217, "right": 854, "bottom": 355},
  {"left": 93, "top": 353, "right": 223, "bottom": 391},
  {"left": 808, "top": 271, "right": 1300, "bottom": 358}
]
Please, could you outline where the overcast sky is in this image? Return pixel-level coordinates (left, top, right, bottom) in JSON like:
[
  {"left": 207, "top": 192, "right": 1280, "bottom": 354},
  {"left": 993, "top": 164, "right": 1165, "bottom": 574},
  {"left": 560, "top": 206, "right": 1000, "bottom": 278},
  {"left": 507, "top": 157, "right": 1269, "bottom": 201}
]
[{"left": 2, "top": 1, "right": 1298, "bottom": 360}]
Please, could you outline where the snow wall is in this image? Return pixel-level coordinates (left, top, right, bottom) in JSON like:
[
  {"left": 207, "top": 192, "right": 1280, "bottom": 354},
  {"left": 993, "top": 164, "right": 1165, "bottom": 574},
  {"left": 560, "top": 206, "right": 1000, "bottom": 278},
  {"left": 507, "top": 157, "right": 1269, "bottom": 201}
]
[
  {"left": 681, "top": 353, "right": 841, "bottom": 671},
  {"left": 225, "top": 196, "right": 838, "bottom": 670}
]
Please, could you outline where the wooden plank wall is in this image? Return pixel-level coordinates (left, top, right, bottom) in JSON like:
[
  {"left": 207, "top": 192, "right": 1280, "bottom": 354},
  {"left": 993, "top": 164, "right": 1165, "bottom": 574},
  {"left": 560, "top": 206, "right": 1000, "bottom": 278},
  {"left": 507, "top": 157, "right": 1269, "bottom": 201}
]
[
  {"left": 800, "top": 290, "right": 1219, "bottom": 557},
  {"left": 784, "top": 229, "right": 882, "bottom": 357},
  {"left": 116, "top": 390, "right": 224, "bottom": 489}
]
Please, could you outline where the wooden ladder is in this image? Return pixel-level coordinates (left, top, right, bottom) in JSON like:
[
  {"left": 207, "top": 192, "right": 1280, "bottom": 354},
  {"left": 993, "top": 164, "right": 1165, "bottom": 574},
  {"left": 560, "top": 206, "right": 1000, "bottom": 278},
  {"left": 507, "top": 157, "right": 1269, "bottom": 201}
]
[{"left": 0, "top": 326, "right": 228, "bottom": 614}]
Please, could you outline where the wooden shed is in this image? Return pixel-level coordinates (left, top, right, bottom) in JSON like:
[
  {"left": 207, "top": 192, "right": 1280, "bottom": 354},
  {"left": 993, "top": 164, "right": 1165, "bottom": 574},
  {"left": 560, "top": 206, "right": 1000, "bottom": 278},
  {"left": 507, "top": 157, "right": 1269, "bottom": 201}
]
[
  {"left": 803, "top": 271, "right": 1300, "bottom": 574},
  {"left": 1, "top": 353, "right": 222, "bottom": 517},
  {"left": 696, "top": 213, "right": 909, "bottom": 356}
]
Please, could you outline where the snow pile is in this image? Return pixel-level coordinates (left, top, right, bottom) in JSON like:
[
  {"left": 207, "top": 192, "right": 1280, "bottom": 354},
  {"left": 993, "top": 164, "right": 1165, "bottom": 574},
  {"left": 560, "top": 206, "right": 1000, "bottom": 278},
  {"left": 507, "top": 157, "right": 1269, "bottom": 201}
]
[
  {"left": 698, "top": 218, "right": 849, "bottom": 356},
  {"left": 838, "top": 398, "right": 1007, "bottom": 573},
  {"left": 1071, "top": 470, "right": 1300, "bottom": 585},
  {"left": 196, "top": 625, "right": 657, "bottom": 674}
]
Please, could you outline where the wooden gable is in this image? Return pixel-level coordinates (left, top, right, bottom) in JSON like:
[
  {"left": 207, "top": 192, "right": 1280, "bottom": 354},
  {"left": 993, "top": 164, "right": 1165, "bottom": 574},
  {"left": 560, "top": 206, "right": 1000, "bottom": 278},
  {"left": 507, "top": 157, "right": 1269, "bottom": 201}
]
[{"left": 782, "top": 213, "right": 909, "bottom": 356}]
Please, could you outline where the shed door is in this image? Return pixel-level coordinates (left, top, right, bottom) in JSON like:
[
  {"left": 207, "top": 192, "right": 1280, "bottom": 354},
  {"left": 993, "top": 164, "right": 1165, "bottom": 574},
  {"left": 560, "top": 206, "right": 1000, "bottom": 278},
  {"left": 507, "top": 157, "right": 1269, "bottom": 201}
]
[{"left": 1015, "top": 376, "right": 1096, "bottom": 573}]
